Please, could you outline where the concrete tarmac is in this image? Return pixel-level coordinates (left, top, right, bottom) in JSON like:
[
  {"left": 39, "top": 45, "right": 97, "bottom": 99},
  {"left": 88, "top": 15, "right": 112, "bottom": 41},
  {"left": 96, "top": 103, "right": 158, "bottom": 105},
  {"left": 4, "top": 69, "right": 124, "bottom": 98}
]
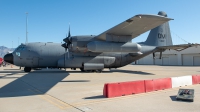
[{"left": 0, "top": 65, "right": 200, "bottom": 112}]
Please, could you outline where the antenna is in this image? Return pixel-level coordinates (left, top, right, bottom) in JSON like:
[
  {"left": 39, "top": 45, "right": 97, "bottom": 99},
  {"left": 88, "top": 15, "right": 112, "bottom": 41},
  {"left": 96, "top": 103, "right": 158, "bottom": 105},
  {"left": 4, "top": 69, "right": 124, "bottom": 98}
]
[
  {"left": 18, "top": 37, "right": 20, "bottom": 46},
  {"left": 68, "top": 23, "right": 71, "bottom": 37},
  {"left": 26, "top": 12, "right": 28, "bottom": 44}
]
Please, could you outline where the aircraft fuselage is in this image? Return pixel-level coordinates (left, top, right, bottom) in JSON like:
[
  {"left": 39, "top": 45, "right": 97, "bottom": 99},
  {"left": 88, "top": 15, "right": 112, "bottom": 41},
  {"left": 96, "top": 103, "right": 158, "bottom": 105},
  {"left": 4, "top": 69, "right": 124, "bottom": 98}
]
[{"left": 12, "top": 41, "right": 152, "bottom": 69}]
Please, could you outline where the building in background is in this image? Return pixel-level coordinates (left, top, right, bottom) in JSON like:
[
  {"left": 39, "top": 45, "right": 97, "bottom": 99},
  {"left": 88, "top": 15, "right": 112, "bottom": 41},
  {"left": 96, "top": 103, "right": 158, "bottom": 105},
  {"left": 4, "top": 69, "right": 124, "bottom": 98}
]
[{"left": 133, "top": 46, "right": 200, "bottom": 66}]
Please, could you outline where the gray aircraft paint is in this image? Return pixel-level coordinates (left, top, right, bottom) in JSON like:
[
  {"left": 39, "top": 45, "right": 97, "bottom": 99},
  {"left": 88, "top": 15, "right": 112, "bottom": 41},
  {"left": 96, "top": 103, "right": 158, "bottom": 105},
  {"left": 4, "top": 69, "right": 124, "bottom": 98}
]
[
  {"left": 143, "top": 11, "right": 173, "bottom": 46},
  {"left": 14, "top": 42, "right": 65, "bottom": 68},
  {"left": 87, "top": 41, "right": 141, "bottom": 52},
  {"left": 4, "top": 11, "right": 197, "bottom": 72}
]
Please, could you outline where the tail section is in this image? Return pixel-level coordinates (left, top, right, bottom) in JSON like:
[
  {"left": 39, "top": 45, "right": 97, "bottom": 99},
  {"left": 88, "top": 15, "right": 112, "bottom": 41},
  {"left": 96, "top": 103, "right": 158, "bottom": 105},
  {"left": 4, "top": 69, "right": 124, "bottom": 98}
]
[{"left": 144, "top": 11, "right": 173, "bottom": 46}]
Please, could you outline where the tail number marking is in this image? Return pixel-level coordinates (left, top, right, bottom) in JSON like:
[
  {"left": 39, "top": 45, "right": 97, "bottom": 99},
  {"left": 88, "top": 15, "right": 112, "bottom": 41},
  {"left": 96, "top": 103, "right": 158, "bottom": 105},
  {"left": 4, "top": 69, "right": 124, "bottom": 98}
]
[{"left": 158, "top": 33, "right": 166, "bottom": 39}]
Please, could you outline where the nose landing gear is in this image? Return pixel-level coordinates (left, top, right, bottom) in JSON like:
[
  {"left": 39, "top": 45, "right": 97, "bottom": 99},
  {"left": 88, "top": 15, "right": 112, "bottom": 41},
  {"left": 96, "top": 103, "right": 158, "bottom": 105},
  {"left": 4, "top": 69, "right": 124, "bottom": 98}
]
[{"left": 24, "top": 67, "right": 31, "bottom": 72}]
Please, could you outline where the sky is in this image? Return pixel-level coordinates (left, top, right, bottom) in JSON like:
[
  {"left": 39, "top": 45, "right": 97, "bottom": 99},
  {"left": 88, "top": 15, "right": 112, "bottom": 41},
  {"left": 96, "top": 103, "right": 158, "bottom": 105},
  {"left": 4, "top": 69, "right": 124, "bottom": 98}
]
[{"left": 0, "top": 0, "right": 200, "bottom": 48}]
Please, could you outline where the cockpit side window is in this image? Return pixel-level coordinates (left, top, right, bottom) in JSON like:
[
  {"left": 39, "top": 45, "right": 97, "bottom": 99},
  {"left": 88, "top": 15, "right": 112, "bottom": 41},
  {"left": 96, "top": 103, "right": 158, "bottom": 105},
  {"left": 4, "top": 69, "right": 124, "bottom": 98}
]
[
  {"left": 16, "top": 46, "right": 20, "bottom": 50},
  {"left": 16, "top": 45, "right": 26, "bottom": 50}
]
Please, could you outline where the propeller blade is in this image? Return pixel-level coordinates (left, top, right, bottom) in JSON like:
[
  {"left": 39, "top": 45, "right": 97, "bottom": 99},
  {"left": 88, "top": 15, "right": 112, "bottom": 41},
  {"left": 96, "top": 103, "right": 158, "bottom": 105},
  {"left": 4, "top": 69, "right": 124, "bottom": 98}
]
[
  {"left": 62, "top": 24, "right": 72, "bottom": 62},
  {"left": 68, "top": 25, "right": 71, "bottom": 37},
  {"left": 64, "top": 48, "right": 66, "bottom": 70},
  {"left": 61, "top": 43, "right": 67, "bottom": 48},
  {"left": 63, "top": 25, "right": 71, "bottom": 43},
  {"left": 63, "top": 38, "right": 69, "bottom": 43},
  {"left": 67, "top": 48, "right": 69, "bottom": 59}
]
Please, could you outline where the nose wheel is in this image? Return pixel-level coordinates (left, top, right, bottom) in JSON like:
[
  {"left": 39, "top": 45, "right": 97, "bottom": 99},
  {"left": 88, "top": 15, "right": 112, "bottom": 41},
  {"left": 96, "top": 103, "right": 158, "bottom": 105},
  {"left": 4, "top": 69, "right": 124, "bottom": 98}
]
[{"left": 24, "top": 67, "right": 31, "bottom": 72}]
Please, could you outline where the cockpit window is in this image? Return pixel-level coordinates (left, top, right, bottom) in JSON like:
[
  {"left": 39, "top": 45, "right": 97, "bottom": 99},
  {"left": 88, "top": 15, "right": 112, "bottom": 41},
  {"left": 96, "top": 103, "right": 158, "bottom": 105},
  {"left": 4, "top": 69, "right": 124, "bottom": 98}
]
[{"left": 16, "top": 45, "right": 26, "bottom": 50}]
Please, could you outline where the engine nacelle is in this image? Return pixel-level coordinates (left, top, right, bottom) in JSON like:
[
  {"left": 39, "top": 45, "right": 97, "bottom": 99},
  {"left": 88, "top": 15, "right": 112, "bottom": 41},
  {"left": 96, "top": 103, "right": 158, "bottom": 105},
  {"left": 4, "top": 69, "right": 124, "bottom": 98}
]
[
  {"left": 69, "top": 35, "right": 95, "bottom": 52},
  {"left": 87, "top": 41, "right": 141, "bottom": 53}
]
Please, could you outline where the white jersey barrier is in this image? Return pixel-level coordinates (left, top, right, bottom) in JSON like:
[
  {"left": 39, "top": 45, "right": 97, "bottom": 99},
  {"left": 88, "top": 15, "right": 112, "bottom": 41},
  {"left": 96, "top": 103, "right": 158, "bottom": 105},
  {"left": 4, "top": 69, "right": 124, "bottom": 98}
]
[{"left": 171, "top": 76, "right": 192, "bottom": 88}]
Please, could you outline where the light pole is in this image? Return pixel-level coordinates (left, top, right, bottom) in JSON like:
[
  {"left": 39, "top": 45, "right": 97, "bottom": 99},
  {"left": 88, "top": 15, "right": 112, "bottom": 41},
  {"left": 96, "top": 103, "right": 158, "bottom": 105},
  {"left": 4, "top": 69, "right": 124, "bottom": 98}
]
[{"left": 26, "top": 12, "right": 28, "bottom": 44}]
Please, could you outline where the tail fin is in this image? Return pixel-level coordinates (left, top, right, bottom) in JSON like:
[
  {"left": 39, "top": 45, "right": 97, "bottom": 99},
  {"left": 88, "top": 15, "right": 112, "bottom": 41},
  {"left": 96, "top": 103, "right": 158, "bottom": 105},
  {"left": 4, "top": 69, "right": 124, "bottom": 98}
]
[{"left": 144, "top": 11, "right": 173, "bottom": 46}]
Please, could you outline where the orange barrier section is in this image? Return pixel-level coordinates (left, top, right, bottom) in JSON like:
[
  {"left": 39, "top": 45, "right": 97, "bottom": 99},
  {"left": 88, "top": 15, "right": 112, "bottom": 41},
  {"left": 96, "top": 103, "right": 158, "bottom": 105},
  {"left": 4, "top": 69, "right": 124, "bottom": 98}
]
[
  {"left": 145, "top": 78, "right": 172, "bottom": 92},
  {"left": 192, "top": 75, "right": 200, "bottom": 84},
  {"left": 104, "top": 80, "right": 145, "bottom": 98}
]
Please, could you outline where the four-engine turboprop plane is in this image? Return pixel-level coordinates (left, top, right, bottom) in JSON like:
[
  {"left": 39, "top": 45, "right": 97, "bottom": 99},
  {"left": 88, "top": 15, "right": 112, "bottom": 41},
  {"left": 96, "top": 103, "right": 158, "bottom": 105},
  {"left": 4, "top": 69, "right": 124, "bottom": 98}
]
[{"left": 4, "top": 11, "right": 198, "bottom": 72}]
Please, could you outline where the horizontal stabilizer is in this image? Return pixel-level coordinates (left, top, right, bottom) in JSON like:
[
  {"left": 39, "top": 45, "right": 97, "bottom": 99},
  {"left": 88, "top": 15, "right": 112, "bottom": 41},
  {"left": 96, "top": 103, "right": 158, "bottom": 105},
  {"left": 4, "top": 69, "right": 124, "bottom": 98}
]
[{"left": 156, "top": 43, "right": 200, "bottom": 51}]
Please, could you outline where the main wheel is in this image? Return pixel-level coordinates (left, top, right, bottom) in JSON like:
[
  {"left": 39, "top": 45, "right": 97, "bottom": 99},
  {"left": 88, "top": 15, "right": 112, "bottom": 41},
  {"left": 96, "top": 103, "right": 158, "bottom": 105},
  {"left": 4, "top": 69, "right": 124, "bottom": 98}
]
[
  {"left": 24, "top": 67, "right": 31, "bottom": 72},
  {"left": 97, "top": 69, "right": 102, "bottom": 73},
  {"left": 80, "top": 68, "right": 85, "bottom": 72}
]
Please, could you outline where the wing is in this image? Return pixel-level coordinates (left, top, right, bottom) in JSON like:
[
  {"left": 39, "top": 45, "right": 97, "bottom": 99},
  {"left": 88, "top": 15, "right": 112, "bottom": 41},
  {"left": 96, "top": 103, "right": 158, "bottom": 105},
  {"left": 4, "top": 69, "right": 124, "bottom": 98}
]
[
  {"left": 156, "top": 44, "right": 200, "bottom": 51},
  {"left": 95, "top": 14, "right": 173, "bottom": 42}
]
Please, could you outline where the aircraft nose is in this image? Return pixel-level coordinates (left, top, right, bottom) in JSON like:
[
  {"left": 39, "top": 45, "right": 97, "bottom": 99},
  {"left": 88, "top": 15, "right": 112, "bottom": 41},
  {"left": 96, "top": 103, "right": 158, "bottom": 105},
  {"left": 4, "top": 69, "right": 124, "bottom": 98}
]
[{"left": 4, "top": 53, "right": 14, "bottom": 64}]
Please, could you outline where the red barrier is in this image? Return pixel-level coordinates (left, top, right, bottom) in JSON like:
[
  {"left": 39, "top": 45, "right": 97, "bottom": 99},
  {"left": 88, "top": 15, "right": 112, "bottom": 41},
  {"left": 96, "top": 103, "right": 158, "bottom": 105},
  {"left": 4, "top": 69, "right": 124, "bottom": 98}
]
[
  {"left": 192, "top": 75, "right": 200, "bottom": 84},
  {"left": 103, "top": 83, "right": 108, "bottom": 97},
  {"left": 154, "top": 78, "right": 172, "bottom": 90},
  {"left": 130, "top": 81, "right": 145, "bottom": 94},
  {"left": 105, "top": 80, "right": 145, "bottom": 98},
  {"left": 104, "top": 78, "right": 172, "bottom": 98},
  {"left": 0, "top": 57, "right": 3, "bottom": 65},
  {"left": 145, "top": 78, "right": 172, "bottom": 92},
  {"left": 144, "top": 80, "right": 154, "bottom": 92}
]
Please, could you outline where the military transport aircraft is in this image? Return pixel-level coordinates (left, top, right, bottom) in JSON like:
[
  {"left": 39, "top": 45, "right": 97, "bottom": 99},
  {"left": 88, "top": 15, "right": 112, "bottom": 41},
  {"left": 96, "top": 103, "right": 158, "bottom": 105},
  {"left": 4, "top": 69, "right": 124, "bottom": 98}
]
[{"left": 4, "top": 11, "right": 198, "bottom": 72}]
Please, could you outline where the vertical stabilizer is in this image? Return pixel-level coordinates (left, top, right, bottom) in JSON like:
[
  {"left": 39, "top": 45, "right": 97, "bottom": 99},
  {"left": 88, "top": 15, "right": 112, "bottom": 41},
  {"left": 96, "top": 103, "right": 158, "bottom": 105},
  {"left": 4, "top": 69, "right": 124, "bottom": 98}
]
[{"left": 144, "top": 11, "right": 173, "bottom": 46}]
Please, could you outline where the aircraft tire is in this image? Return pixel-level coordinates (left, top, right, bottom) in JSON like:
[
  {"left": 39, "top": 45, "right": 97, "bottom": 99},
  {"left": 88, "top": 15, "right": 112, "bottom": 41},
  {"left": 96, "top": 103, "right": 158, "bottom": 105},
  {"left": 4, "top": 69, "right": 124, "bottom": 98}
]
[
  {"left": 97, "top": 69, "right": 102, "bottom": 73},
  {"left": 85, "top": 70, "right": 92, "bottom": 72},
  {"left": 80, "top": 68, "right": 85, "bottom": 72},
  {"left": 24, "top": 67, "right": 31, "bottom": 72}
]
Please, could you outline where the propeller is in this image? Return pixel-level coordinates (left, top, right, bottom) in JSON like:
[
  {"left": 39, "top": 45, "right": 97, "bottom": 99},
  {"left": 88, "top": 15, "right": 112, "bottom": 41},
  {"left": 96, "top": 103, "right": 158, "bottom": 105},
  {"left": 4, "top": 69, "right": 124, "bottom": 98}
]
[{"left": 62, "top": 25, "right": 72, "bottom": 69}]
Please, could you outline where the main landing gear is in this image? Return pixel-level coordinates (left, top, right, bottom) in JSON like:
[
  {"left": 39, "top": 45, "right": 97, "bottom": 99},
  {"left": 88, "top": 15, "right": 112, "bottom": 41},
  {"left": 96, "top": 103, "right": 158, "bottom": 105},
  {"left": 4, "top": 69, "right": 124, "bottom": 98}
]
[
  {"left": 24, "top": 67, "right": 31, "bottom": 72},
  {"left": 79, "top": 68, "right": 102, "bottom": 73}
]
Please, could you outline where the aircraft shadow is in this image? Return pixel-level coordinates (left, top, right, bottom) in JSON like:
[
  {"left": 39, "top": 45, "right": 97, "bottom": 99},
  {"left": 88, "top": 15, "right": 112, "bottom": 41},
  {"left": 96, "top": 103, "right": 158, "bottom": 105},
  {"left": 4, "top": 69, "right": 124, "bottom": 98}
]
[
  {"left": 0, "top": 70, "right": 69, "bottom": 97},
  {"left": 67, "top": 70, "right": 154, "bottom": 75},
  {"left": 60, "top": 80, "right": 90, "bottom": 82},
  {"left": 108, "top": 70, "right": 155, "bottom": 75},
  {"left": 0, "top": 70, "right": 68, "bottom": 74}
]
